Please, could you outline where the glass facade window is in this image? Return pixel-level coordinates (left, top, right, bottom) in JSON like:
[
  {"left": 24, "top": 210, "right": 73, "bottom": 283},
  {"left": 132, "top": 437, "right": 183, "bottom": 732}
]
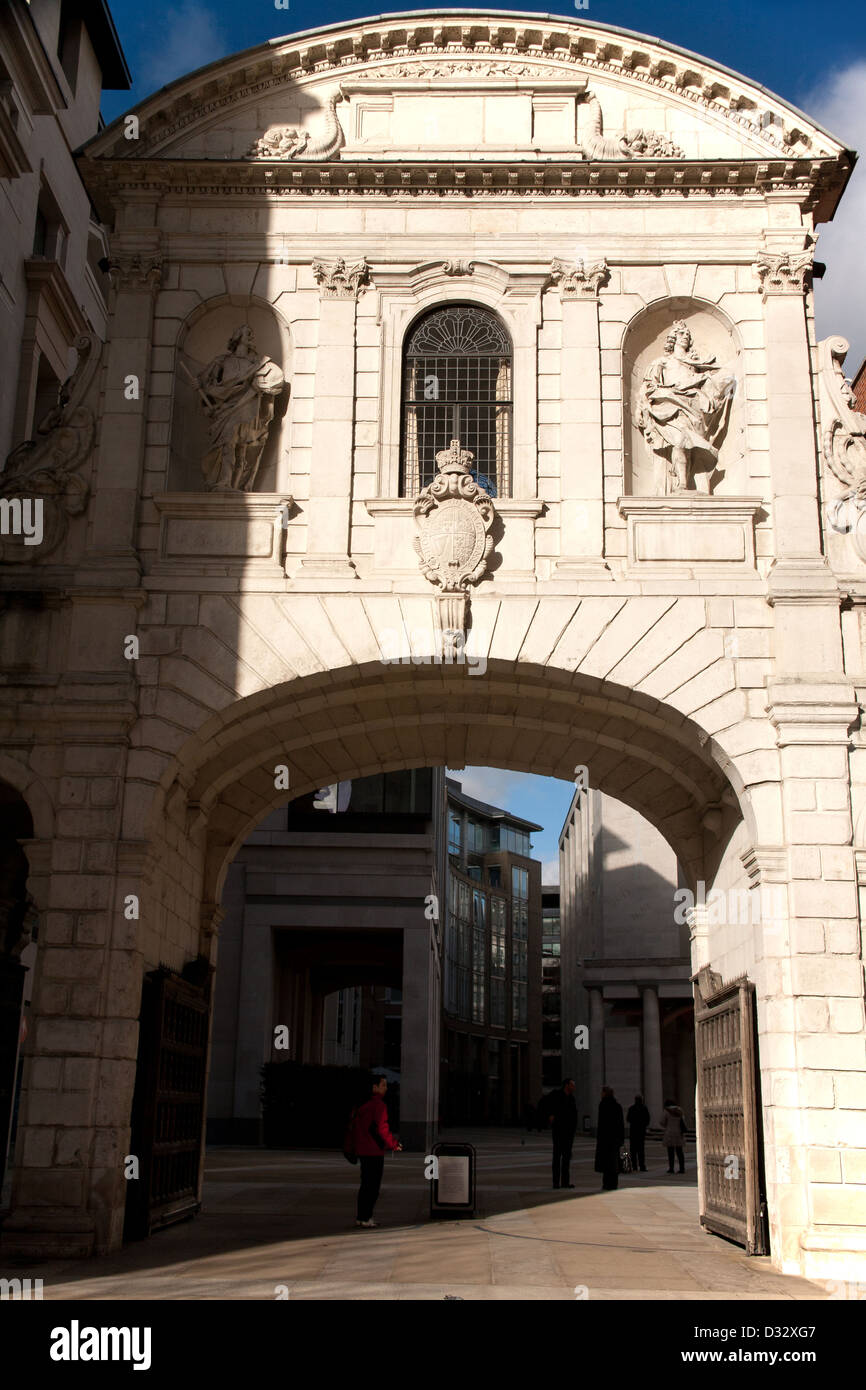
[
  {"left": 500, "top": 826, "right": 531, "bottom": 855},
  {"left": 490, "top": 978, "right": 506, "bottom": 1027},
  {"left": 488, "top": 865, "right": 501, "bottom": 887},
  {"left": 512, "top": 981, "right": 528, "bottom": 1029},
  {"left": 466, "top": 819, "right": 485, "bottom": 853},
  {"left": 512, "top": 865, "right": 529, "bottom": 901},
  {"left": 448, "top": 811, "right": 462, "bottom": 853}
]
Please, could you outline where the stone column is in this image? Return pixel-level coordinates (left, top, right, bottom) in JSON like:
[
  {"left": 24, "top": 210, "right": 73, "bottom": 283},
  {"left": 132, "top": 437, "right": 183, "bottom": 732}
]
[
  {"left": 640, "top": 984, "right": 664, "bottom": 1124},
  {"left": 82, "top": 238, "right": 163, "bottom": 583},
  {"left": 298, "top": 257, "right": 368, "bottom": 580},
  {"left": 551, "top": 258, "right": 610, "bottom": 578},
  {"left": 588, "top": 985, "right": 605, "bottom": 1121}
]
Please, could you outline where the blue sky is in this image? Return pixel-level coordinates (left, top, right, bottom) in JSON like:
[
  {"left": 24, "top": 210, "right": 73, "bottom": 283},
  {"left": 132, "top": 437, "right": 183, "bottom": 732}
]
[{"left": 102, "top": 1, "right": 866, "bottom": 124}]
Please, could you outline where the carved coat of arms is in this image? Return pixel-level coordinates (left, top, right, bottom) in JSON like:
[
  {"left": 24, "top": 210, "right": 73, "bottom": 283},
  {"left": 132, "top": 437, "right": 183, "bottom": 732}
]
[{"left": 412, "top": 439, "right": 495, "bottom": 593}]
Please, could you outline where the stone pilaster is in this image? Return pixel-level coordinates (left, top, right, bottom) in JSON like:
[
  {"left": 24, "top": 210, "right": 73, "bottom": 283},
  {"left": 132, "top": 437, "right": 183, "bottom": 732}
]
[
  {"left": 298, "top": 257, "right": 369, "bottom": 580},
  {"left": 550, "top": 258, "right": 610, "bottom": 578}
]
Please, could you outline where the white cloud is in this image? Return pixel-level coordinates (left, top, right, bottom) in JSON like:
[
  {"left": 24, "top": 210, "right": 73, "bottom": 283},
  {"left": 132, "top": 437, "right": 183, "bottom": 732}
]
[
  {"left": 446, "top": 766, "right": 532, "bottom": 810},
  {"left": 541, "top": 858, "right": 560, "bottom": 885},
  {"left": 801, "top": 62, "right": 866, "bottom": 373},
  {"left": 138, "top": 4, "right": 228, "bottom": 95}
]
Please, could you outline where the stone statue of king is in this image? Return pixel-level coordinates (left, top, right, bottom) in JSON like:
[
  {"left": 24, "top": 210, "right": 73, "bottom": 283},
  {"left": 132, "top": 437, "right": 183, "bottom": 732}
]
[
  {"left": 192, "top": 325, "right": 285, "bottom": 492},
  {"left": 636, "top": 320, "right": 736, "bottom": 494}
]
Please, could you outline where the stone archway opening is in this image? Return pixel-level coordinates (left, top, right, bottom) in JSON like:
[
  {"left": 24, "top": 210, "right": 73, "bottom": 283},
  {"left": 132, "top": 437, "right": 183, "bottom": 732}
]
[{"left": 117, "top": 661, "right": 769, "bottom": 1256}]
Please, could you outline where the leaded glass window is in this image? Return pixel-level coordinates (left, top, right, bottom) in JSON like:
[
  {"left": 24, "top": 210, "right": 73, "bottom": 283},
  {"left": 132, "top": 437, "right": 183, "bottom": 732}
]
[{"left": 401, "top": 304, "right": 512, "bottom": 497}]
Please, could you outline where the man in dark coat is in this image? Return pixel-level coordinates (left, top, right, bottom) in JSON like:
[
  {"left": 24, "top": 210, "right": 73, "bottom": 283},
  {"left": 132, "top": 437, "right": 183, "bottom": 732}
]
[
  {"left": 594, "top": 1086, "right": 625, "bottom": 1191},
  {"left": 626, "top": 1093, "right": 651, "bottom": 1172},
  {"left": 548, "top": 1078, "right": 578, "bottom": 1189}
]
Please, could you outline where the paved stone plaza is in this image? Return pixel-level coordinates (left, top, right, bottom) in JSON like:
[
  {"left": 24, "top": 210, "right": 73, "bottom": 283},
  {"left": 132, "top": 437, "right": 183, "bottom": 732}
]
[{"left": 26, "top": 1132, "right": 824, "bottom": 1301}]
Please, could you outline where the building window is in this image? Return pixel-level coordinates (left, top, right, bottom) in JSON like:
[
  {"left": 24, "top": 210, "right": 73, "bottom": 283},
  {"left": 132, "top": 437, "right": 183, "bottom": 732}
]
[
  {"left": 448, "top": 811, "right": 462, "bottom": 853},
  {"left": 31, "top": 184, "right": 68, "bottom": 268},
  {"left": 512, "top": 865, "right": 529, "bottom": 902},
  {"left": 488, "top": 865, "right": 501, "bottom": 888},
  {"left": 57, "top": 3, "right": 82, "bottom": 92},
  {"left": 401, "top": 304, "right": 512, "bottom": 497}
]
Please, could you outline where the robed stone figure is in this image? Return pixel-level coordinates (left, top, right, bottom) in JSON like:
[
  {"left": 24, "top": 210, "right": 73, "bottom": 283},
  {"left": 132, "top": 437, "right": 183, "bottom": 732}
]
[
  {"left": 636, "top": 320, "right": 735, "bottom": 494},
  {"left": 191, "top": 325, "right": 285, "bottom": 492}
]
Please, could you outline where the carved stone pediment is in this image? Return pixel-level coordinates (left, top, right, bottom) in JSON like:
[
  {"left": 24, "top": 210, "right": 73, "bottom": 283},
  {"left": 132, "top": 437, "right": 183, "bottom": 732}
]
[
  {"left": 412, "top": 439, "right": 495, "bottom": 594},
  {"left": 0, "top": 333, "right": 100, "bottom": 562}
]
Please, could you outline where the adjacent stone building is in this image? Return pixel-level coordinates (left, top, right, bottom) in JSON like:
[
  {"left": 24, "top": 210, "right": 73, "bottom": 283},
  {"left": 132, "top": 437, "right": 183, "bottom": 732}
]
[
  {"left": 559, "top": 787, "right": 694, "bottom": 1134},
  {"left": 1, "top": 10, "right": 865, "bottom": 1282}
]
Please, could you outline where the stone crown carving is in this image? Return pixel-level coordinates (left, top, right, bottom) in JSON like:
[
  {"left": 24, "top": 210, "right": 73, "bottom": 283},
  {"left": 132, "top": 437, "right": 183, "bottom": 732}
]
[
  {"left": 0, "top": 333, "right": 101, "bottom": 561},
  {"left": 312, "top": 256, "right": 370, "bottom": 298},
  {"left": 412, "top": 438, "right": 496, "bottom": 593}
]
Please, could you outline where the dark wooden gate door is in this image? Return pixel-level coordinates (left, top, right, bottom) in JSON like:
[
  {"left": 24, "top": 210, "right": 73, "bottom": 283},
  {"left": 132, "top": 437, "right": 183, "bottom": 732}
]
[
  {"left": 124, "top": 960, "right": 211, "bottom": 1241},
  {"left": 693, "top": 967, "right": 769, "bottom": 1255}
]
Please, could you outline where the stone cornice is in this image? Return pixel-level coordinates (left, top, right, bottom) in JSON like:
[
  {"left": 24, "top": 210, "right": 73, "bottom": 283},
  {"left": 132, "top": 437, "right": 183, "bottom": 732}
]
[
  {"left": 78, "top": 155, "right": 844, "bottom": 222},
  {"left": 83, "top": 16, "right": 846, "bottom": 171}
]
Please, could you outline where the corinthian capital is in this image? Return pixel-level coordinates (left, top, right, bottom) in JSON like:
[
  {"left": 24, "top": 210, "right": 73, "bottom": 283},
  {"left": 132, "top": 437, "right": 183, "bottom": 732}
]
[
  {"left": 108, "top": 254, "right": 164, "bottom": 291},
  {"left": 312, "top": 256, "right": 370, "bottom": 299},
  {"left": 549, "top": 256, "right": 609, "bottom": 299},
  {"left": 753, "top": 248, "right": 813, "bottom": 299}
]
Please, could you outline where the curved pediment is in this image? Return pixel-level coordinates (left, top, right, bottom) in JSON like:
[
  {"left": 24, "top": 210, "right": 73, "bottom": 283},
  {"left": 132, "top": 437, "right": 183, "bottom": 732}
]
[{"left": 83, "top": 11, "right": 848, "bottom": 168}]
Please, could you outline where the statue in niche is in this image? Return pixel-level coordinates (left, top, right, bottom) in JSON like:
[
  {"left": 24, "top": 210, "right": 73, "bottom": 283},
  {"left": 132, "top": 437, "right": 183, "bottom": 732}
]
[
  {"left": 184, "top": 325, "right": 285, "bottom": 491},
  {"left": 636, "top": 321, "right": 736, "bottom": 494}
]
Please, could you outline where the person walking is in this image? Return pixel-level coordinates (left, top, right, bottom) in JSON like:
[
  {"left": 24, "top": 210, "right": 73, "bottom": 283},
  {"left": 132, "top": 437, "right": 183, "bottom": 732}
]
[
  {"left": 594, "top": 1086, "right": 625, "bottom": 1191},
  {"left": 547, "top": 1079, "right": 578, "bottom": 1189},
  {"left": 626, "top": 1093, "right": 650, "bottom": 1172},
  {"left": 352, "top": 1073, "right": 402, "bottom": 1227},
  {"left": 660, "top": 1099, "right": 686, "bottom": 1173}
]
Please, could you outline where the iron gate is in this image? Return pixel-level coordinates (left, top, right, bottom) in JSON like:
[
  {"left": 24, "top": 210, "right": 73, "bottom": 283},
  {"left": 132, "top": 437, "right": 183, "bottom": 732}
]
[
  {"left": 124, "top": 959, "right": 211, "bottom": 1240},
  {"left": 693, "top": 967, "right": 769, "bottom": 1255}
]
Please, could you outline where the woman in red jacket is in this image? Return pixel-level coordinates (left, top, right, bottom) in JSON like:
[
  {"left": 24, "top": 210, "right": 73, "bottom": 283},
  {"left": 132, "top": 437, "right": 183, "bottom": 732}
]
[{"left": 353, "top": 1074, "right": 402, "bottom": 1227}]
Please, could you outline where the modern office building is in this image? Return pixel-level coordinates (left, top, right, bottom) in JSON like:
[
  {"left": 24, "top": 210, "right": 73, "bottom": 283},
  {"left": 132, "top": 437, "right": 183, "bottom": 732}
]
[
  {"left": 441, "top": 778, "right": 543, "bottom": 1125},
  {"left": 207, "top": 768, "right": 446, "bottom": 1150},
  {"left": 559, "top": 787, "right": 694, "bottom": 1134}
]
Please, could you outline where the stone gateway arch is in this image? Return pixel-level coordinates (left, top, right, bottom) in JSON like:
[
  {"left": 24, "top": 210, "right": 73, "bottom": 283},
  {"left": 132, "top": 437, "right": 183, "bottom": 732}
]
[{"left": 2, "top": 10, "right": 866, "bottom": 1284}]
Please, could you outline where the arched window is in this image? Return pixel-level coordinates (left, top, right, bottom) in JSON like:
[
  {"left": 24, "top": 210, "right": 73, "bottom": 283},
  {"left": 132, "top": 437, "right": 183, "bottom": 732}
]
[{"left": 401, "top": 305, "right": 512, "bottom": 497}]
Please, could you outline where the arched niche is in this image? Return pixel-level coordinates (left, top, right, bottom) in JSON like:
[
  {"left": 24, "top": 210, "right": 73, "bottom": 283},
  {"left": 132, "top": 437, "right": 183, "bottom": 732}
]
[
  {"left": 622, "top": 298, "right": 745, "bottom": 496},
  {"left": 169, "top": 297, "right": 293, "bottom": 493}
]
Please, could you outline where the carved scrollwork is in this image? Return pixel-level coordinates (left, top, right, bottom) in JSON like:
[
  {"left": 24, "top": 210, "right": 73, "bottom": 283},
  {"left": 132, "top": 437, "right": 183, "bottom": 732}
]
[
  {"left": 0, "top": 333, "right": 101, "bottom": 561},
  {"left": 248, "top": 91, "right": 345, "bottom": 161},
  {"left": 819, "top": 336, "right": 866, "bottom": 489}
]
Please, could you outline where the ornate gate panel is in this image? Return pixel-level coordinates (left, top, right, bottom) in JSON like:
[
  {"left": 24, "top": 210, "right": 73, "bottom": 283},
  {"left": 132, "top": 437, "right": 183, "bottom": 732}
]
[
  {"left": 693, "top": 968, "right": 769, "bottom": 1255},
  {"left": 124, "top": 961, "right": 211, "bottom": 1240}
]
